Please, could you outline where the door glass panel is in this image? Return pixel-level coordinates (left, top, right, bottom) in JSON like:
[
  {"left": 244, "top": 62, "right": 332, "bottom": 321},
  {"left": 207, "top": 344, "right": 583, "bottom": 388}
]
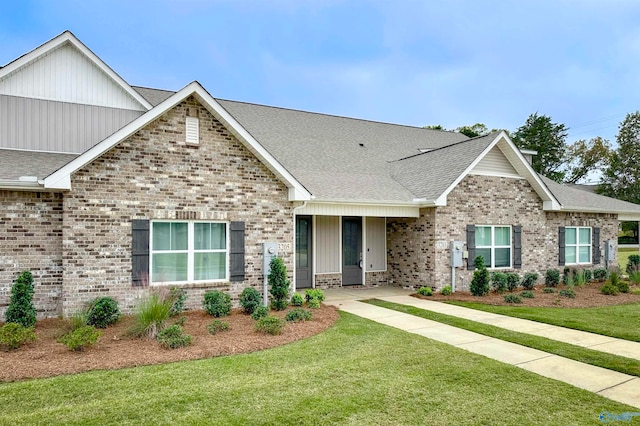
[
  {"left": 296, "top": 218, "right": 309, "bottom": 268},
  {"left": 343, "top": 220, "right": 359, "bottom": 266}
]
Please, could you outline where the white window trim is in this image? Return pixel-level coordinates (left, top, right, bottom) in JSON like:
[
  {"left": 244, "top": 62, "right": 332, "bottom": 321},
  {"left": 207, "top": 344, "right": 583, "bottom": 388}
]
[
  {"left": 476, "top": 225, "right": 512, "bottom": 269},
  {"left": 150, "top": 220, "right": 229, "bottom": 284},
  {"left": 565, "top": 226, "right": 592, "bottom": 265}
]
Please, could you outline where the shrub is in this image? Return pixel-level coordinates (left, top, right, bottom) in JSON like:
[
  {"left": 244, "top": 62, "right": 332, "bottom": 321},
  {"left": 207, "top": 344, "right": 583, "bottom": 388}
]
[
  {"left": 58, "top": 326, "right": 101, "bottom": 351},
  {"left": 417, "top": 286, "right": 433, "bottom": 296},
  {"left": 610, "top": 271, "right": 620, "bottom": 288},
  {"left": 632, "top": 288, "right": 640, "bottom": 295},
  {"left": 545, "top": 269, "right": 560, "bottom": 287},
  {"left": 207, "top": 319, "right": 230, "bottom": 334},
  {"left": 521, "top": 273, "right": 538, "bottom": 290},
  {"left": 255, "top": 315, "right": 285, "bottom": 335},
  {"left": 129, "top": 292, "right": 173, "bottom": 339},
  {"left": 268, "top": 257, "right": 290, "bottom": 311},
  {"left": 5, "top": 270, "right": 36, "bottom": 328},
  {"left": 630, "top": 271, "right": 640, "bottom": 284},
  {"left": 563, "top": 267, "right": 574, "bottom": 286},
  {"left": 584, "top": 269, "right": 592, "bottom": 282},
  {"left": 520, "top": 290, "right": 534, "bottom": 299},
  {"left": 157, "top": 324, "right": 192, "bottom": 349},
  {"left": 470, "top": 256, "right": 490, "bottom": 296},
  {"left": 285, "top": 308, "right": 312, "bottom": 322},
  {"left": 617, "top": 280, "right": 630, "bottom": 294},
  {"left": 594, "top": 268, "right": 608, "bottom": 282},
  {"left": 441, "top": 285, "right": 452, "bottom": 296},
  {"left": 239, "top": 287, "right": 262, "bottom": 314},
  {"left": 559, "top": 289, "right": 576, "bottom": 299},
  {"left": 0, "top": 322, "right": 36, "bottom": 350},
  {"left": 251, "top": 305, "right": 269, "bottom": 320},
  {"left": 307, "top": 298, "right": 321, "bottom": 309},
  {"left": 290, "top": 293, "right": 304, "bottom": 307},
  {"left": 506, "top": 273, "right": 520, "bottom": 292},
  {"left": 304, "top": 289, "right": 325, "bottom": 307},
  {"left": 574, "top": 269, "right": 586, "bottom": 286},
  {"left": 543, "top": 287, "right": 556, "bottom": 294},
  {"left": 491, "top": 272, "right": 508, "bottom": 294},
  {"left": 600, "top": 283, "right": 619, "bottom": 296},
  {"left": 169, "top": 287, "right": 187, "bottom": 317},
  {"left": 203, "top": 291, "right": 232, "bottom": 317},
  {"left": 626, "top": 254, "right": 640, "bottom": 274},
  {"left": 503, "top": 294, "right": 522, "bottom": 304},
  {"left": 87, "top": 297, "right": 120, "bottom": 328}
]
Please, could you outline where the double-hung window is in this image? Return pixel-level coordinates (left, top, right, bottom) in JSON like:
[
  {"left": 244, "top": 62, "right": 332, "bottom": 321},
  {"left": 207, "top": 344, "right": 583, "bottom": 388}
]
[
  {"left": 475, "top": 225, "right": 511, "bottom": 268},
  {"left": 565, "top": 227, "right": 591, "bottom": 264},
  {"left": 151, "top": 221, "right": 227, "bottom": 283}
]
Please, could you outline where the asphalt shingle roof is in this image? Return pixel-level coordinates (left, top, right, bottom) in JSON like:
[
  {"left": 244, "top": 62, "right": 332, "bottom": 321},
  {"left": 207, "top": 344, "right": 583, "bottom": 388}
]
[{"left": 0, "top": 149, "right": 78, "bottom": 180}]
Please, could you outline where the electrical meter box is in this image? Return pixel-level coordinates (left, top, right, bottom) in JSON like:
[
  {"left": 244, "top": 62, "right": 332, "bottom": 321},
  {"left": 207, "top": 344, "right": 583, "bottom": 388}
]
[
  {"left": 606, "top": 240, "right": 615, "bottom": 263},
  {"left": 263, "top": 242, "right": 279, "bottom": 276},
  {"left": 451, "top": 241, "right": 464, "bottom": 267}
]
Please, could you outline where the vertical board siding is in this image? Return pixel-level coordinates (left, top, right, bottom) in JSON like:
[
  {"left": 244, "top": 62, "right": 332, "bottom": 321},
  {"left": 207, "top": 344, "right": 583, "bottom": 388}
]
[
  {"left": 315, "top": 215, "right": 340, "bottom": 273},
  {"left": 0, "top": 43, "right": 145, "bottom": 110},
  {"left": 470, "top": 146, "right": 521, "bottom": 178},
  {"left": 0, "top": 94, "right": 143, "bottom": 152},
  {"left": 365, "top": 216, "right": 386, "bottom": 271}
]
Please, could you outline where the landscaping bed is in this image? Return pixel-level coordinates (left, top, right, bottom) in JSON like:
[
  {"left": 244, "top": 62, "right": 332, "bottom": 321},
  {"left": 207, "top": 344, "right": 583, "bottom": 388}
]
[{"left": 0, "top": 304, "right": 338, "bottom": 382}]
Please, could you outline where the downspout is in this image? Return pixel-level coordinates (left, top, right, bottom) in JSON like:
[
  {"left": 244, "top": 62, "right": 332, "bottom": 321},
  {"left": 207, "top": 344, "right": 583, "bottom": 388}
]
[{"left": 291, "top": 201, "right": 308, "bottom": 293}]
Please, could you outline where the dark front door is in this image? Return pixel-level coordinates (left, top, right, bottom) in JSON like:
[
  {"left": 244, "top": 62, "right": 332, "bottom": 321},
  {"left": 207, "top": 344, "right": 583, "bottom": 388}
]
[
  {"left": 296, "top": 215, "right": 312, "bottom": 288},
  {"left": 342, "top": 217, "right": 363, "bottom": 285}
]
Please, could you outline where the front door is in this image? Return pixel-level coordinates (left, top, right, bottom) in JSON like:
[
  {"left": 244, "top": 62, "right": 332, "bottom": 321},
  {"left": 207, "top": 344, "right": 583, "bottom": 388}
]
[
  {"left": 342, "top": 217, "right": 363, "bottom": 285},
  {"left": 296, "top": 215, "right": 312, "bottom": 288}
]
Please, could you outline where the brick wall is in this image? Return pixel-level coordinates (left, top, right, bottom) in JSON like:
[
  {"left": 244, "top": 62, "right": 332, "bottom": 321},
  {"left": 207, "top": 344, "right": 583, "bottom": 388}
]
[
  {"left": 0, "top": 190, "right": 63, "bottom": 318},
  {"left": 61, "top": 96, "right": 294, "bottom": 316}
]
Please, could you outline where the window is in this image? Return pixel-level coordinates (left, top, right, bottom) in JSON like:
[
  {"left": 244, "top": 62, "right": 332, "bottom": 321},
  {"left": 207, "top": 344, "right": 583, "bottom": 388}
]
[
  {"left": 151, "top": 221, "right": 227, "bottom": 283},
  {"left": 475, "top": 225, "right": 511, "bottom": 268},
  {"left": 565, "top": 226, "right": 591, "bottom": 264}
]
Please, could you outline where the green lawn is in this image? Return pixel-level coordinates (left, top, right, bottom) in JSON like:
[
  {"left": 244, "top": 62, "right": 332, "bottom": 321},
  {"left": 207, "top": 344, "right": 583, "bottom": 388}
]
[
  {"left": 445, "top": 301, "right": 640, "bottom": 342},
  {"left": 366, "top": 299, "right": 640, "bottom": 378},
  {"left": 619, "top": 247, "right": 639, "bottom": 271},
  {"left": 0, "top": 313, "right": 634, "bottom": 425}
]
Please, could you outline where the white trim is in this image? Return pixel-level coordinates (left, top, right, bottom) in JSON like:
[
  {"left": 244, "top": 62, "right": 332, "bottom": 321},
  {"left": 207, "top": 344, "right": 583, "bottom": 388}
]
[
  {"left": 0, "top": 146, "right": 81, "bottom": 155},
  {"left": 362, "top": 217, "right": 367, "bottom": 284},
  {"left": 0, "top": 31, "right": 152, "bottom": 111}
]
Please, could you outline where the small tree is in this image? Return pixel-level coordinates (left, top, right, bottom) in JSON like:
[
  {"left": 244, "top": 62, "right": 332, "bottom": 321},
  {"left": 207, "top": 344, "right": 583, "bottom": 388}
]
[
  {"left": 470, "top": 256, "right": 490, "bottom": 296},
  {"left": 6, "top": 271, "right": 36, "bottom": 327},
  {"left": 268, "top": 257, "right": 290, "bottom": 310}
]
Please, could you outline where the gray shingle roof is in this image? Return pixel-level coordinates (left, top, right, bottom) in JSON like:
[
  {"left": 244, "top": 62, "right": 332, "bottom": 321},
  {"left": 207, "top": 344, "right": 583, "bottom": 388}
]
[
  {"left": 0, "top": 149, "right": 78, "bottom": 180},
  {"left": 132, "top": 86, "right": 174, "bottom": 106}
]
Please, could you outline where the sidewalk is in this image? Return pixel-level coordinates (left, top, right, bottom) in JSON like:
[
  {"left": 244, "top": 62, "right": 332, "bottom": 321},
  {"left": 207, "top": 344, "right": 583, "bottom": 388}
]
[{"left": 324, "top": 288, "right": 640, "bottom": 409}]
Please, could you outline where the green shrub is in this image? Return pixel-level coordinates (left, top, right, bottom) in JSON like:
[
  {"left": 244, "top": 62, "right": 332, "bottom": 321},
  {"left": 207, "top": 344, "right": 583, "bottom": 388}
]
[
  {"left": 491, "top": 272, "right": 508, "bottom": 294},
  {"left": 87, "top": 297, "right": 120, "bottom": 328},
  {"left": 626, "top": 254, "right": 640, "bottom": 274},
  {"left": 506, "top": 273, "right": 520, "bottom": 292},
  {"left": 203, "top": 291, "right": 231, "bottom": 317},
  {"left": 632, "top": 288, "right": 640, "bottom": 295},
  {"left": 5, "top": 270, "right": 36, "bottom": 328},
  {"left": 157, "top": 324, "right": 192, "bottom": 349},
  {"left": 559, "top": 289, "right": 576, "bottom": 299},
  {"left": 617, "top": 280, "right": 630, "bottom": 294},
  {"left": 268, "top": 257, "right": 290, "bottom": 311},
  {"left": 207, "top": 319, "right": 230, "bottom": 334},
  {"left": 610, "top": 272, "right": 620, "bottom": 288},
  {"left": 470, "top": 256, "right": 490, "bottom": 296},
  {"left": 545, "top": 269, "right": 560, "bottom": 287},
  {"left": 629, "top": 271, "right": 640, "bottom": 284},
  {"left": 563, "top": 267, "right": 574, "bottom": 286},
  {"left": 543, "top": 287, "right": 556, "bottom": 294},
  {"left": 169, "top": 287, "right": 187, "bottom": 317},
  {"left": 285, "top": 308, "right": 312, "bottom": 322},
  {"left": 290, "top": 293, "right": 304, "bottom": 307},
  {"left": 304, "top": 289, "right": 326, "bottom": 303},
  {"left": 58, "top": 325, "right": 101, "bottom": 351},
  {"left": 69, "top": 309, "right": 89, "bottom": 331},
  {"left": 520, "top": 290, "right": 534, "bottom": 299},
  {"left": 239, "top": 287, "right": 262, "bottom": 314},
  {"left": 417, "top": 286, "right": 433, "bottom": 296},
  {"left": 584, "top": 269, "right": 592, "bottom": 282},
  {"left": 255, "top": 315, "right": 285, "bottom": 335},
  {"left": 0, "top": 322, "right": 36, "bottom": 350},
  {"left": 521, "top": 273, "right": 538, "bottom": 290},
  {"left": 128, "top": 292, "right": 173, "bottom": 339},
  {"left": 574, "top": 269, "right": 586, "bottom": 286},
  {"left": 441, "top": 285, "right": 452, "bottom": 296},
  {"left": 307, "top": 298, "right": 321, "bottom": 309},
  {"left": 594, "top": 268, "right": 608, "bottom": 282},
  {"left": 600, "top": 283, "right": 619, "bottom": 295},
  {"left": 503, "top": 294, "right": 522, "bottom": 304},
  {"left": 251, "top": 305, "right": 269, "bottom": 320}
]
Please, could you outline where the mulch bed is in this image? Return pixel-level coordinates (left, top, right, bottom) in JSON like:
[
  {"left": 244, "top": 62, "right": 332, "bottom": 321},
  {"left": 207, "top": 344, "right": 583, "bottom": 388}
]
[{"left": 0, "top": 305, "right": 338, "bottom": 382}]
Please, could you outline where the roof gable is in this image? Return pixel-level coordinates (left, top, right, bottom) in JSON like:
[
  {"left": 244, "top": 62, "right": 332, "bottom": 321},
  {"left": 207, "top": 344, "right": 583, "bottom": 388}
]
[
  {"left": 470, "top": 145, "right": 521, "bottom": 178},
  {"left": 0, "top": 31, "right": 151, "bottom": 111}
]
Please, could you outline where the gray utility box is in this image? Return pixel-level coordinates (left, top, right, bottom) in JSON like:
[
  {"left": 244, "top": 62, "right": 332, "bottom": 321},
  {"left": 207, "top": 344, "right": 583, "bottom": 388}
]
[
  {"left": 451, "top": 241, "right": 464, "bottom": 267},
  {"left": 263, "top": 242, "right": 279, "bottom": 277}
]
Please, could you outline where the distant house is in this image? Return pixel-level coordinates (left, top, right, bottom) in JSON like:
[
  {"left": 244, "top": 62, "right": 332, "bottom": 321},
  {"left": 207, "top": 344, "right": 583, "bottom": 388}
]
[{"left": 3, "top": 31, "right": 640, "bottom": 318}]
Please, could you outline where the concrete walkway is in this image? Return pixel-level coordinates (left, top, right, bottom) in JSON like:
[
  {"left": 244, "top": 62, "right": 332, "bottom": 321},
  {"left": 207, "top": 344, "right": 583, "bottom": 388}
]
[{"left": 323, "top": 287, "right": 640, "bottom": 409}]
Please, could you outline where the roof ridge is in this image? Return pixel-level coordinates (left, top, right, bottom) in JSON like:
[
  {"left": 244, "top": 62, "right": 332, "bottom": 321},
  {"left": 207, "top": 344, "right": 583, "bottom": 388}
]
[{"left": 391, "top": 131, "right": 500, "bottom": 163}]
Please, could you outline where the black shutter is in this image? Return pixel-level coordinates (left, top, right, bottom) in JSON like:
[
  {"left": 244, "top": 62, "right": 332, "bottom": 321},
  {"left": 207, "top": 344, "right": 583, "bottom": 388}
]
[
  {"left": 132, "top": 219, "right": 150, "bottom": 286},
  {"left": 466, "top": 224, "right": 476, "bottom": 270},
  {"left": 230, "top": 221, "right": 245, "bottom": 282},
  {"left": 593, "top": 227, "right": 600, "bottom": 264},
  {"left": 558, "top": 226, "right": 565, "bottom": 266},
  {"left": 513, "top": 225, "right": 522, "bottom": 269}
]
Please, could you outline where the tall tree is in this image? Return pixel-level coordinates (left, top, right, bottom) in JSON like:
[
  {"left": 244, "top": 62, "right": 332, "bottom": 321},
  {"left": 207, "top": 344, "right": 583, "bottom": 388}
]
[
  {"left": 511, "top": 113, "right": 568, "bottom": 182},
  {"left": 598, "top": 111, "right": 640, "bottom": 204},
  {"left": 455, "top": 123, "right": 491, "bottom": 138},
  {"left": 563, "top": 136, "right": 611, "bottom": 184}
]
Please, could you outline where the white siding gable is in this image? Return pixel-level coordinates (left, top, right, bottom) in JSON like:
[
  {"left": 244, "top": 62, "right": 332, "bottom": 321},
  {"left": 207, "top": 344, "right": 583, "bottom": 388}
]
[
  {"left": 470, "top": 145, "right": 522, "bottom": 179},
  {"left": 0, "top": 42, "right": 146, "bottom": 111}
]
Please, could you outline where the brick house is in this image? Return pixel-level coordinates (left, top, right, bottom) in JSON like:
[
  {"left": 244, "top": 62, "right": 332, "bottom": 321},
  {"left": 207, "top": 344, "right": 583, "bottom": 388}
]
[{"left": 2, "top": 31, "right": 640, "bottom": 318}]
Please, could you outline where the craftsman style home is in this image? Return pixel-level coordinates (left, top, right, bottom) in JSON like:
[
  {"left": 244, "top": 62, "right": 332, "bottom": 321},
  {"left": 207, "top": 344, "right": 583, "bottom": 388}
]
[{"left": 2, "top": 32, "right": 640, "bottom": 317}]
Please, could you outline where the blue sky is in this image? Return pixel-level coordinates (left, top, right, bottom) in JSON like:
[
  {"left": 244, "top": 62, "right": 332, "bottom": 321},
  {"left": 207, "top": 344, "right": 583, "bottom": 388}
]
[{"left": 1, "top": 0, "right": 640, "bottom": 146}]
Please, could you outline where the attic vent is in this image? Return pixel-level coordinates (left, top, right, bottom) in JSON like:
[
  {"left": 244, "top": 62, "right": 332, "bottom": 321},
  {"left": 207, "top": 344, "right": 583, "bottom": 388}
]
[
  {"left": 186, "top": 116, "right": 199, "bottom": 144},
  {"left": 419, "top": 148, "right": 433, "bottom": 153}
]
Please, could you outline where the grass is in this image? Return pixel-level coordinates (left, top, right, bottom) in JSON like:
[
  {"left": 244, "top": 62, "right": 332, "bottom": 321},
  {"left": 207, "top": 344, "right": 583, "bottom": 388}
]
[
  {"left": 619, "top": 247, "right": 639, "bottom": 271},
  {"left": 366, "top": 299, "right": 640, "bottom": 378},
  {"left": 0, "top": 313, "right": 634, "bottom": 425},
  {"left": 445, "top": 301, "right": 640, "bottom": 342}
]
